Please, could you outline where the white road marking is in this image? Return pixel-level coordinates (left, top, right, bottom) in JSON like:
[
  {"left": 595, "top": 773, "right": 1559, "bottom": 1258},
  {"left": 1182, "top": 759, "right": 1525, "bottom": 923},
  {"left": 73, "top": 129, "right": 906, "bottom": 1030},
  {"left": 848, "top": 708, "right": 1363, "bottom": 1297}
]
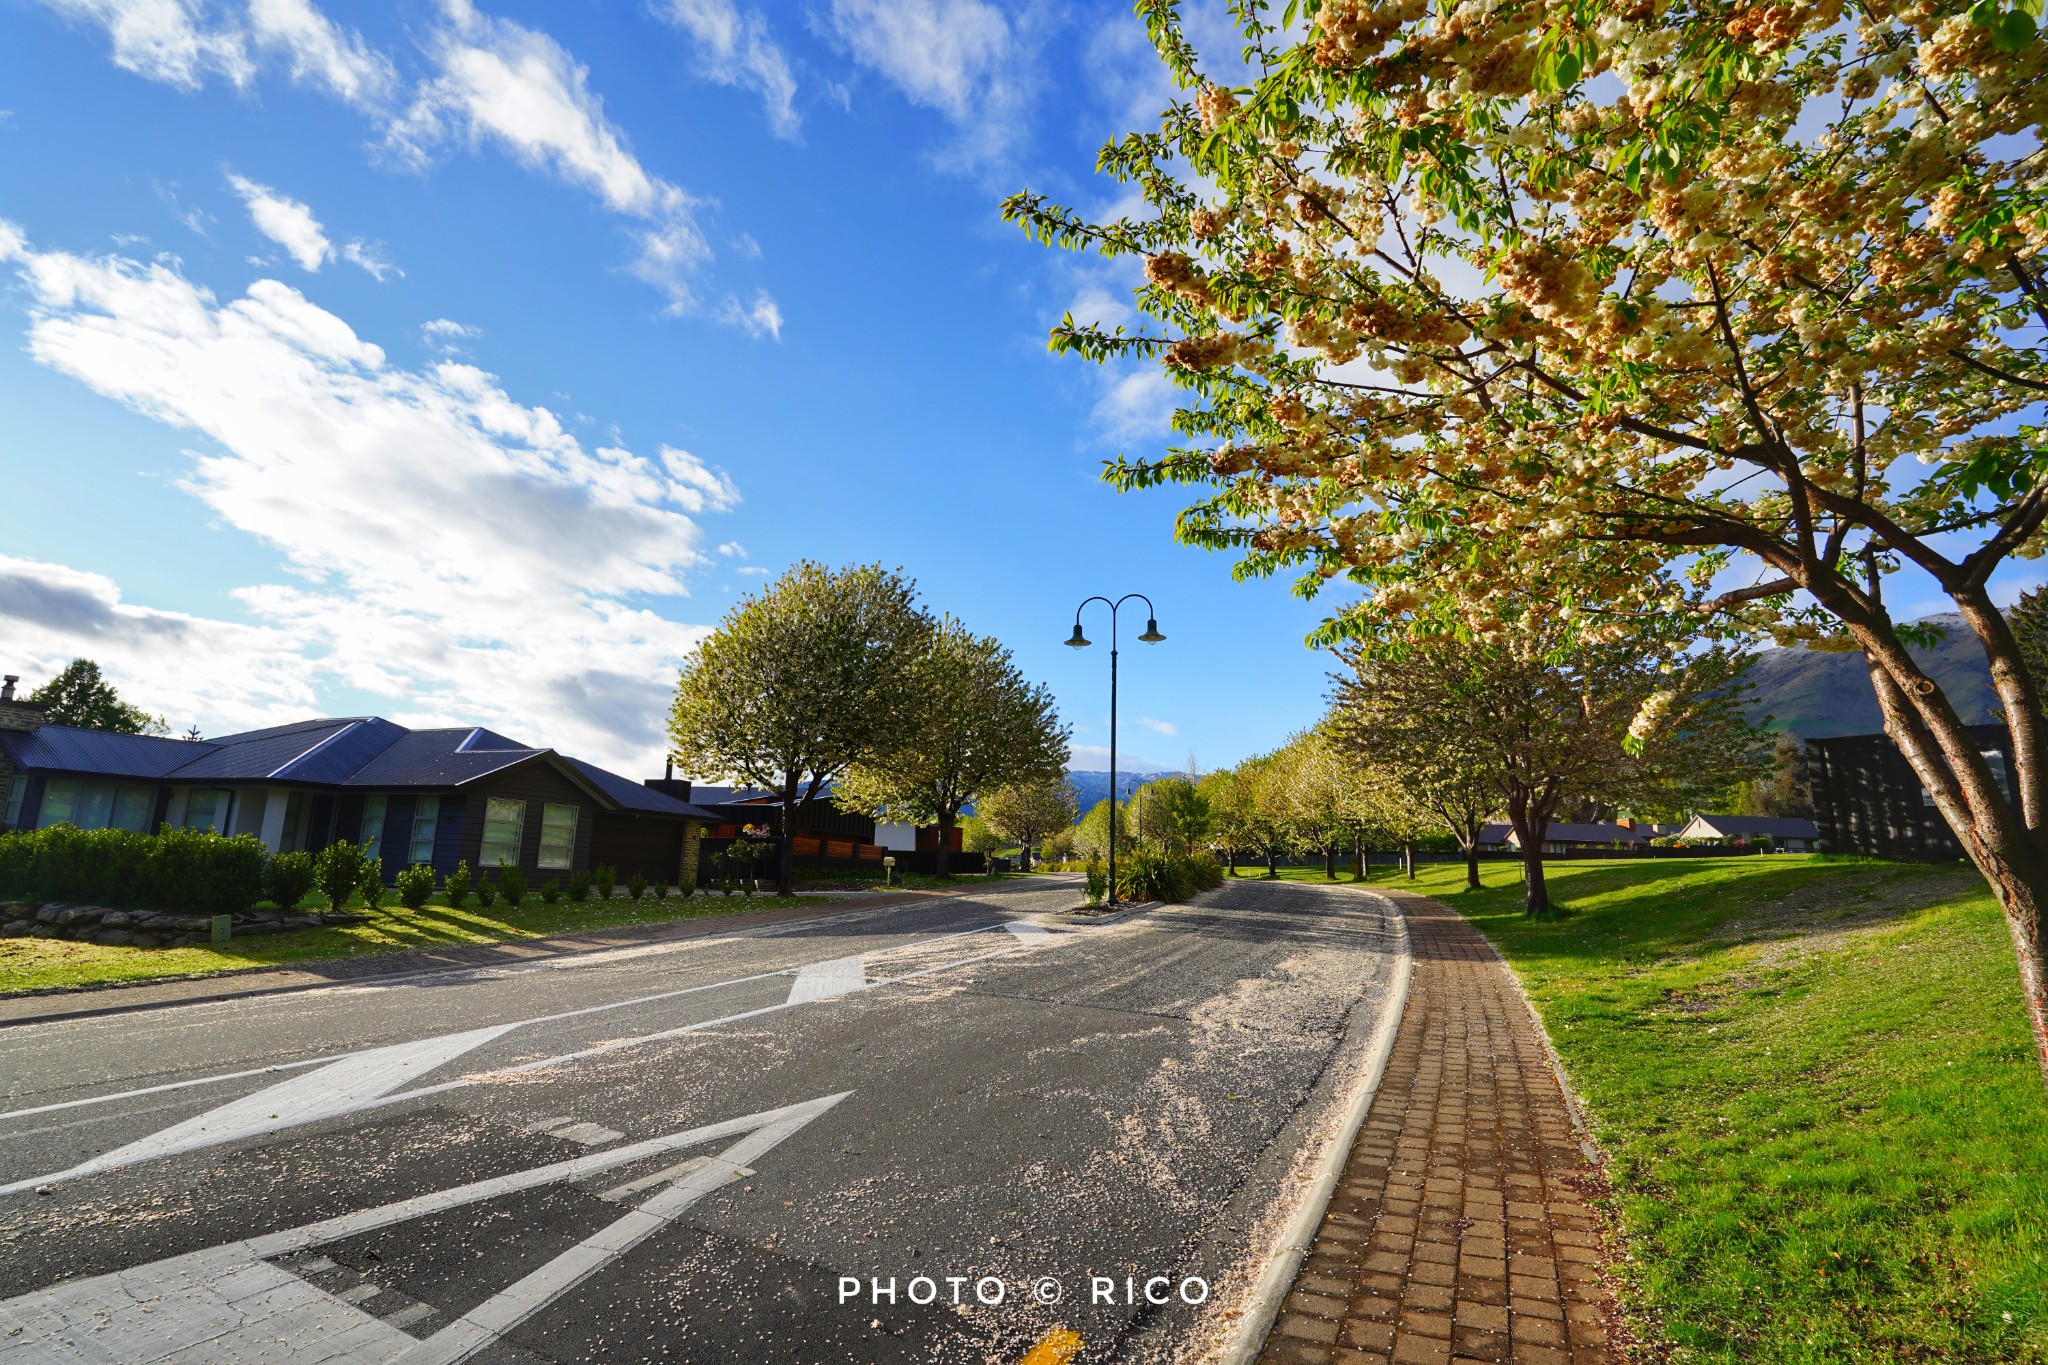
[
  {"left": 545, "top": 1122, "right": 622, "bottom": 1147},
  {"left": 2, "top": 921, "right": 1057, "bottom": 1196},
  {"left": 0, "top": 1093, "right": 847, "bottom": 1364},
  {"left": 384, "top": 1302, "right": 435, "bottom": 1330},
  {"left": 786, "top": 954, "right": 866, "bottom": 1004},
  {"left": 339, "top": 1282, "right": 384, "bottom": 1305},
  {"left": 0, "top": 1055, "right": 339, "bottom": 1122},
  {"left": 1005, "top": 921, "right": 1051, "bottom": 940}
]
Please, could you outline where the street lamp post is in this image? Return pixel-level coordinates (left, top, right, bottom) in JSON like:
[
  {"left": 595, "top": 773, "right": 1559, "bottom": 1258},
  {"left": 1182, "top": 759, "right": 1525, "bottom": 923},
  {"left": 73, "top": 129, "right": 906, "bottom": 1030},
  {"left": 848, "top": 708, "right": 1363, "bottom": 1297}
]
[{"left": 1066, "top": 595, "right": 1165, "bottom": 907}]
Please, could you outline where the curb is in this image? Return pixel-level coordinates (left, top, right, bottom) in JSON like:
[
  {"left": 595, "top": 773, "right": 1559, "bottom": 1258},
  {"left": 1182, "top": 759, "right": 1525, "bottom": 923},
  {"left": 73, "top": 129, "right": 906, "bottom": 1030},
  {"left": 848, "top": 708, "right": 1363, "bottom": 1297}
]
[
  {"left": 0, "top": 884, "right": 997, "bottom": 1030},
  {"left": 1215, "top": 885, "right": 1416, "bottom": 1365}
]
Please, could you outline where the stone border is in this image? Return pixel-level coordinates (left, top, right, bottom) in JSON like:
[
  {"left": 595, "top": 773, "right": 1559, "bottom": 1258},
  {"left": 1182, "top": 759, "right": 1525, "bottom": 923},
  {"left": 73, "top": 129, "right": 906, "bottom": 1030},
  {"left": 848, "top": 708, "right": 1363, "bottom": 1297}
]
[{"left": 1219, "top": 885, "right": 1416, "bottom": 1365}]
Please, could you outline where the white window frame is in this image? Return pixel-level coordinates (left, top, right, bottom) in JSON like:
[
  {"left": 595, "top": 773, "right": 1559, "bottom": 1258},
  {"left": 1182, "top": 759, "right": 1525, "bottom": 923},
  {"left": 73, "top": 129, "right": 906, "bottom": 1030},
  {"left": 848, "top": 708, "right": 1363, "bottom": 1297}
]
[
  {"left": 480, "top": 797, "right": 525, "bottom": 870},
  {"left": 538, "top": 803, "right": 578, "bottom": 870},
  {"left": 409, "top": 796, "right": 440, "bottom": 866},
  {"left": 360, "top": 794, "right": 388, "bottom": 853},
  {"left": 183, "top": 789, "right": 221, "bottom": 832}
]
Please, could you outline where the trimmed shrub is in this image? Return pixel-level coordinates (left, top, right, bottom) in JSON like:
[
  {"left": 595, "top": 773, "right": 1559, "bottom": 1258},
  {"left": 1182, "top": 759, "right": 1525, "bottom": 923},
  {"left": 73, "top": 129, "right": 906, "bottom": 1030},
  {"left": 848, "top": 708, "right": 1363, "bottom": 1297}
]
[
  {"left": 264, "top": 851, "right": 316, "bottom": 909},
  {"left": 539, "top": 878, "right": 561, "bottom": 904},
  {"left": 1186, "top": 851, "right": 1225, "bottom": 893},
  {"left": 497, "top": 861, "right": 526, "bottom": 909},
  {"left": 626, "top": 872, "right": 649, "bottom": 902},
  {"left": 395, "top": 862, "right": 436, "bottom": 910},
  {"left": 444, "top": 860, "right": 474, "bottom": 908},
  {"left": 475, "top": 876, "right": 498, "bottom": 908},
  {"left": 147, "top": 827, "right": 268, "bottom": 916},
  {"left": 1084, "top": 857, "right": 1107, "bottom": 905},
  {"left": 567, "top": 869, "right": 592, "bottom": 903},
  {"left": 594, "top": 864, "right": 617, "bottom": 901},
  {"left": 314, "top": 840, "right": 370, "bottom": 911},
  {"left": 358, "top": 857, "right": 386, "bottom": 910}
]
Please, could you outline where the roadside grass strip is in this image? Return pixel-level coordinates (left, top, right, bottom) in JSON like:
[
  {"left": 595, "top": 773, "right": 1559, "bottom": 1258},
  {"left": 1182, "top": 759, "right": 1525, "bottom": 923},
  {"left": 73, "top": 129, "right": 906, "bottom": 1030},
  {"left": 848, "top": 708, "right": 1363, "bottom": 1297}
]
[{"left": 1323, "top": 857, "right": 2048, "bottom": 1364}]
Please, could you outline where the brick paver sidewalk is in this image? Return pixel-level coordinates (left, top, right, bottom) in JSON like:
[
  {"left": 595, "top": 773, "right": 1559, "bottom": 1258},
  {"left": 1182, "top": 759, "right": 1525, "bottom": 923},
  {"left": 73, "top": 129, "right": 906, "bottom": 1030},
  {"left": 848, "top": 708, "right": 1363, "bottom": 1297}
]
[{"left": 1258, "top": 887, "right": 1622, "bottom": 1365}]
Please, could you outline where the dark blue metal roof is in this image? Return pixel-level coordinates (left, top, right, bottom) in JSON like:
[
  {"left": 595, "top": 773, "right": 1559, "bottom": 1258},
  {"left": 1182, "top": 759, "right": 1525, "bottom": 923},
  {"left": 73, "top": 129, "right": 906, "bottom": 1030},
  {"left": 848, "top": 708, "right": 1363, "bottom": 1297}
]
[
  {"left": 345, "top": 731, "right": 542, "bottom": 787},
  {"left": 564, "top": 758, "right": 716, "bottom": 818},
  {"left": 0, "top": 726, "right": 207, "bottom": 779},
  {"left": 171, "top": 718, "right": 406, "bottom": 782}
]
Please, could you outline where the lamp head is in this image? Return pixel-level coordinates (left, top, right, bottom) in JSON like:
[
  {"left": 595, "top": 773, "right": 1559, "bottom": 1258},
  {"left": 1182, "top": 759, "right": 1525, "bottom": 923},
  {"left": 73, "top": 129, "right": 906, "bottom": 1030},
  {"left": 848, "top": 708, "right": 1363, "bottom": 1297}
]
[
  {"left": 1138, "top": 617, "right": 1166, "bottom": 643},
  {"left": 1065, "top": 623, "right": 1091, "bottom": 648}
]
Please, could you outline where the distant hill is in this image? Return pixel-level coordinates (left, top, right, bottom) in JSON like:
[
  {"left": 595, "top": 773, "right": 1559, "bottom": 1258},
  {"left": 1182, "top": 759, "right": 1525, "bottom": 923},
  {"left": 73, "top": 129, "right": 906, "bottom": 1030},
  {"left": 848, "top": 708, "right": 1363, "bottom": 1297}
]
[
  {"left": 1742, "top": 613, "right": 1997, "bottom": 738},
  {"left": 1064, "top": 768, "right": 1184, "bottom": 813}
]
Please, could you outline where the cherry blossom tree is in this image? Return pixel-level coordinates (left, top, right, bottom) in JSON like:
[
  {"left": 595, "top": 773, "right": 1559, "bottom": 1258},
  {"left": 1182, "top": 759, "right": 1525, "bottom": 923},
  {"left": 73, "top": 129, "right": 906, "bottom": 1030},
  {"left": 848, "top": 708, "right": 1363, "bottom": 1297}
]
[{"left": 1007, "top": 0, "right": 2048, "bottom": 1076}]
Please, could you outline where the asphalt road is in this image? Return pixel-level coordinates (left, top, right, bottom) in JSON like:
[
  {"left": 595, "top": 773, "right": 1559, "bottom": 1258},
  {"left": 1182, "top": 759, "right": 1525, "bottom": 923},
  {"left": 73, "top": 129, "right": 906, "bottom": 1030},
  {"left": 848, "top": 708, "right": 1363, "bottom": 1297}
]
[{"left": 0, "top": 876, "right": 1402, "bottom": 1364}]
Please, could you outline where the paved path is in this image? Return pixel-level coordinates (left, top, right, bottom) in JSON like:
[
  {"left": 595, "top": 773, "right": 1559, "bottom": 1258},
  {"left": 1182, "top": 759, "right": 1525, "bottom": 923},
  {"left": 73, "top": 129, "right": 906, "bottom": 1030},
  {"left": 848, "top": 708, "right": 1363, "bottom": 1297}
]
[
  {"left": 0, "top": 888, "right": 956, "bottom": 1028},
  {"left": 1257, "top": 888, "right": 1621, "bottom": 1365},
  {"left": 0, "top": 878, "right": 1403, "bottom": 1363}
]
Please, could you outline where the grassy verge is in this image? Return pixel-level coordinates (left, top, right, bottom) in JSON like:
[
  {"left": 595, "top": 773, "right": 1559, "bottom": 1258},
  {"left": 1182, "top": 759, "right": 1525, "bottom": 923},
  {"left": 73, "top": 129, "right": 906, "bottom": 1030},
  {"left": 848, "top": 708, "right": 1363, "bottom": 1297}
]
[
  {"left": 1273, "top": 856, "right": 2048, "bottom": 1362},
  {"left": 0, "top": 889, "right": 843, "bottom": 996}
]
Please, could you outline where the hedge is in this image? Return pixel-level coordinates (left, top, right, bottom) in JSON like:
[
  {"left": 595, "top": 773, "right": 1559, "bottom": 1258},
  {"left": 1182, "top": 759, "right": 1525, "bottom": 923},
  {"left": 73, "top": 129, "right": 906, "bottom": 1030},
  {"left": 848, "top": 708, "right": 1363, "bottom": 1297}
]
[{"left": 0, "top": 824, "right": 268, "bottom": 916}]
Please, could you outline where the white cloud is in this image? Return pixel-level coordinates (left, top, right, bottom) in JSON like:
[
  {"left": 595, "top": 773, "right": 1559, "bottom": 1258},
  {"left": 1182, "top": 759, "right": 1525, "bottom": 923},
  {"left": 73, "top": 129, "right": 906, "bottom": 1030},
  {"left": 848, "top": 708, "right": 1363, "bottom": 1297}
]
[
  {"left": 659, "top": 446, "right": 741, "bottom": 514},
  {"left": 1093, "top": 368, "right": 1177, "bottom": 442},
  {"left": 1137, "top": 716, "right": 1178, "bottom": 737},
  {"left": 1066, "top": 744, "right": 1171, "bottom": 772},
  {"left": 227, "top": 173, "right": 331, "bottom": 270},
  {"left": 340, "top": 240, "right": 400, "bottom": 281},
  {"left": 0, "top": 227, "right": 735, "bottom": 770},
  {"left": 827, "top": 0, "right": 1022, "bottom": 170},
  {"left": 716, "top": 289, "right": 783, "bottom": 340},
  {"left": 33, "top": 0, "right": 390, "bottom": 105},
  {"left": 735, "top": 565, "right": 770, "bottom": 576},
  {"left": 715, "top": 540, "right": 746, "bottom": 557},
  {"left": 659, "top": 0, "right": 800, "bottom": 139}
]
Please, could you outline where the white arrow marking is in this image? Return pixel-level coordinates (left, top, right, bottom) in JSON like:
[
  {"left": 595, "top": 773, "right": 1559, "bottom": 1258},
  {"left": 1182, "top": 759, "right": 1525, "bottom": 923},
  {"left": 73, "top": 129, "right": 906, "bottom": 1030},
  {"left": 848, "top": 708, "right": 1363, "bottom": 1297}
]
[
  {"left": 0, "top": 1093, "right": 848, "bottom": 1364},
  {"left": 1004, "top": 920, "right": 1051, "bottom": 940},
  {"left": 786, "top": 954, "right": 866, "bottom": 1004}
]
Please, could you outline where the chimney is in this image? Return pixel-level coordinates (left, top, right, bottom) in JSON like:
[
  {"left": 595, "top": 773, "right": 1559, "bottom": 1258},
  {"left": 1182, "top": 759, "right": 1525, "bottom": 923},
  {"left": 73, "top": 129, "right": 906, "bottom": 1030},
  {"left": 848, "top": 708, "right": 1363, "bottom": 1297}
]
[
  {"left": 1, "top": 676, "right": 14, "bottom": 702},
  {"left": 0, "top": 674, "right": 46, "bottom": 733}
]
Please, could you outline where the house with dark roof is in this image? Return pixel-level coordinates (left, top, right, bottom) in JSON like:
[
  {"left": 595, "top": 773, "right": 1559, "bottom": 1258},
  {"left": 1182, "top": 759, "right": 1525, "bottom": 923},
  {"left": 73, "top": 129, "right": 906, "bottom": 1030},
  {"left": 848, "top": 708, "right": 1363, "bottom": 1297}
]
[
  {"left": 0, "top": 681, "right": 715, "bottom": 888},
  {"left": 1673, "top": 814, "right": 1820, "bottom": 851},
  {"left": 1476, "top": 821, "right": 1651, "bottom": 853}
]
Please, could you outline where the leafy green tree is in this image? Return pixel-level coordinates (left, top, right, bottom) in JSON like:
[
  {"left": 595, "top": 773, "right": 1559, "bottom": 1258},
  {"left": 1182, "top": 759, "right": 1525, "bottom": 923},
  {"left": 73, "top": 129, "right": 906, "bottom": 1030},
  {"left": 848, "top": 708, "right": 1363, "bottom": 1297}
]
[
  {"left": 29, "top": 659, "right": 166, "bottom": 734},
  {"left": 978, "top": 776, "right": 1080, "bottom": 870},
  {"left": 1007, "top": 0, "right": 2048, "bottom": 1074},
  {"left": 1073, "top": 799, "right": 1120, "bottom": 861},
  {"left": 1329, "top": 678, "right": 1502, "bottom": 892},
  {"left": 836, "top": 617, "right": 1070, "bottom": 876},
  {"left": 669, "top": 562, "right": 931, "bottom": 895},
  {"left": 1215, "top": 749, "right": 1298, "bottom": 878},
  {"left": 1124, "top": 775, "right": 1213, "bottom": 856}
]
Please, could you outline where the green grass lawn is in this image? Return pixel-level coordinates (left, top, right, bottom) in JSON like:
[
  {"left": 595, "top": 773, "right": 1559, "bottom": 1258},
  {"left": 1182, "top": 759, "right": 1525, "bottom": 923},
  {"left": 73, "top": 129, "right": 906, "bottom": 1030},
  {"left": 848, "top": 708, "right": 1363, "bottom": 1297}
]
[
  {"left": 0, "top": 888, "right": 844, "bottom": 996},
  {"left": 1250, "top": 856, "right": 2048, "bottom": 1363}
]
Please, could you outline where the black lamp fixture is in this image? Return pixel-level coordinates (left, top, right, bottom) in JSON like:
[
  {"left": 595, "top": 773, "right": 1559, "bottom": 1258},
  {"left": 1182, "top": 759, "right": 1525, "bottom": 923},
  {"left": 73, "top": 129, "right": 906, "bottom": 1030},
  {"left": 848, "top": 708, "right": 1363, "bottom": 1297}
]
[{"left": 1065, "top": 593, "right": 1165, "bottom": 908}]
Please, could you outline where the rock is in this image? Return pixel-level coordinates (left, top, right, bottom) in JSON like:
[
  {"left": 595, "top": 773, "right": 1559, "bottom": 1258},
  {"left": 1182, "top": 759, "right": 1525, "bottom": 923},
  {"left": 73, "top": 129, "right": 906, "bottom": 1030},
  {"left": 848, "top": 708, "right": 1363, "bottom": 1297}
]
[
  {"left": 89, "top": 929, "right": 136, "bottom": 947},
  {"left": 171, "top": 934, "right": 203, "bottom": 947},
  {"left": 129, "top": 932, "right": 162, "bottom": 948},
  {"left": 34, "top": 906, "right": 64, "bottom": 925},
  {"left": 0, "top": 922, "right": 29, "bottom": 938},
  {"left": 29, "top": 925, "right": 62, "bottom": 939},
  {"left": 99, "top": 910, "right": 138, "bottom": 929},
  {"left": 2, "top": 902, "right": 36, "bottom": 920},
  {"left": 234, "top": 921, "right": 280, "bottom": 935},
  {"left": 53, "top": 907, "right": 104, "bottom": 927},
  {"left": 279, "top": 916, "right": 319, "bottom": 931},
  {"left": 321, "top": 913, "right": 369, "bottom": 927}
]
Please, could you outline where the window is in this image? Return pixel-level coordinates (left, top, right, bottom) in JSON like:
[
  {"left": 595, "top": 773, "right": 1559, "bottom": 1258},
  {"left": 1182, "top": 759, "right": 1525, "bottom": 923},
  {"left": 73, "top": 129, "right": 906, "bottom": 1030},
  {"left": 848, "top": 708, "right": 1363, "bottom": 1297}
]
[
  {"left": 480, "top": 797, "right": 525, "bottom": 869},
  {"left": 409, "top": 796, "right": 440, "bottom": 865},
  {"left": 111, "top": 787, "right": 153, "bottom": 833},
  {"left": 4, "top": 779, "right": 23, "bottom": 832},
  {"left": 39, "top": 778, "right": 80, "bottom": 828},
  {"left": 37, "top": 779, "right": 155, "bottom": 831},
  {"left": 360, "top": 794, "right": 387, "bottom": 853},
  {"left": 183, "top": 790, "right": 221, "bottom": 832},
  {"left": 539, "top": 804, "right": 578, "bottom": 870}
]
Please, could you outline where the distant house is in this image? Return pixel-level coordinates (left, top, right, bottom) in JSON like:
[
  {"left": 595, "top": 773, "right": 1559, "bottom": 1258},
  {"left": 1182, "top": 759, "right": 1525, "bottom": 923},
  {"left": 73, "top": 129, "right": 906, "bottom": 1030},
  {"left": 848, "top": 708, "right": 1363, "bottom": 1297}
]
[
  {"left": 0, "top": 684, "right": 715, "bottom": 887},
  {"left": 1807, "top": 724, "right": 2016, "bottom": 860},
  {"left": 1674, "top": 814, "right": 1819, "bottom": 851},
  {"left": 1476, "top": 821, "right": 1650, "bottom": 854},
  {"left": 691, "top": 784, "right": 964, "bottom": 857}
]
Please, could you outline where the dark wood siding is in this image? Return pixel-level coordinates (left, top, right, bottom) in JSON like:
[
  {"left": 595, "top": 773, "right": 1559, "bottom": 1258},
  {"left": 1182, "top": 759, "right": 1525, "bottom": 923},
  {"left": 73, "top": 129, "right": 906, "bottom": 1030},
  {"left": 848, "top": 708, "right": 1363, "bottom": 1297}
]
[
  {"left": 433, "top": 795, "right": 468, "bottom": 879},
  {"left": 1808, "top": 724, "right": 2019, "bottom": 860},
  {"left": 589, "top": 813, "right": 687, "bottom": 887},
  {"left": 457, "top": 761, "right": 597, "bottom": 882}
]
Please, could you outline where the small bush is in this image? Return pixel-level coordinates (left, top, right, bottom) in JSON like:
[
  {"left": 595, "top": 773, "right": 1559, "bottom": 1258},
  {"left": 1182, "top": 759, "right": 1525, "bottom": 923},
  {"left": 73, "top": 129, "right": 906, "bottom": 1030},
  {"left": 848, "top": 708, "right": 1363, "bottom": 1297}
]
[
  {"left": 567, "top": 869, "right": 592, "bottom": 903},
  {"left": 264, "top": 851, "right": 316, "bottom": 908},
  {"left": 1084, "top": 857, "right": 1107, "bottom": 904},
  {"left": 358, "top": 857, "right": 386, "bottom": 910},
  {"left": 1185, "top": 851, "right": 1225, "bottom": 893},
  {"left": 594, "top": 864, "right": 617, "bottom": 901},
  {"left": 676, "top": 877, "right": 693, "bottom": 899},
  {"left": 314, "top": 840, "right": 371, "bottom": 911},
  {"left": 395, "top": 862, "right": 436, "bottom": 910},
  {"left": 497, "top": 861, "right": 526, "bottom": 909},
  {"left": 539, "top": 878, "right": 561, "bottom": 904},
  {"left": 148, "top": 826, "right": 268, "bottom": 916},
  {"left": 627, "top": 872, "right": 649, "bottom": 902},
  {"left": 0, "top": 824, "right": 266, "bottom": 915},
  {"left": 444, "top": 860, "right": 473, "bottom": 908},
  {"left": 475, "top": 876, "right": 498, "bottom": 908}
]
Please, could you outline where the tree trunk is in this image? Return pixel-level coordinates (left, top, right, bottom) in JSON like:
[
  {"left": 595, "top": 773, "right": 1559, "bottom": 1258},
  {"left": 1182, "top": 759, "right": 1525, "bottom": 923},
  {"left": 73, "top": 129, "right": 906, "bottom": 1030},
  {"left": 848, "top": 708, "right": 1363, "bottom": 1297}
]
[
  {"left": 1265, "top": 846, "right": 1277, "bottom": 878},
  {"left": 1228, "top": 847, "right": 1238, "bottom": 876},
  {"left": 1465, "top": 843, "right": 1481, "bottom": 892},
  {"left": 934, "top": 812, "right": 954, "bottom": 877},
  {"left": 1506, "top": 799, "right": 1551, "bottom": 917},
  {"left": 1351, "top": 834, "right": 1365, "bottom": 881},
  {"left": 1403, "top": 842, "right": 1416, "bottom": 881},
  {"left": 1020, "top": 842, "right": 1033, "bottom": 872},
  {"left": 777, "top": 777, "right": 799, "bottom": 898},
  {"left": 1324, "top": 844, "right": 1336, "bottom": 879}
]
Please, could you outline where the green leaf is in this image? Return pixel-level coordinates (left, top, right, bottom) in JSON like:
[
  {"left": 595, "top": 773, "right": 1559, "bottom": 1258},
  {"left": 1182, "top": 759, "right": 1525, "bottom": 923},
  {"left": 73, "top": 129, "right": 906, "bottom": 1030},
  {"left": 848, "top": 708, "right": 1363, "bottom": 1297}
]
[
  {"left": 1994, "top": 8, "right": 2036, "bottom": 49},
  {"left": 1555, "top": 49, "right": 1582, "bottom": 86}
]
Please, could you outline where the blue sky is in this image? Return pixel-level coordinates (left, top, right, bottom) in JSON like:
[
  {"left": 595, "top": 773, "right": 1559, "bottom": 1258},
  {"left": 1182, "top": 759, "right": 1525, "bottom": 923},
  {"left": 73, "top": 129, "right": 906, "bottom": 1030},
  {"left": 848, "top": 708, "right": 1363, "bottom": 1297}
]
[{"left": 0, "top": 0, "right": 1339, "bottom": 776}]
